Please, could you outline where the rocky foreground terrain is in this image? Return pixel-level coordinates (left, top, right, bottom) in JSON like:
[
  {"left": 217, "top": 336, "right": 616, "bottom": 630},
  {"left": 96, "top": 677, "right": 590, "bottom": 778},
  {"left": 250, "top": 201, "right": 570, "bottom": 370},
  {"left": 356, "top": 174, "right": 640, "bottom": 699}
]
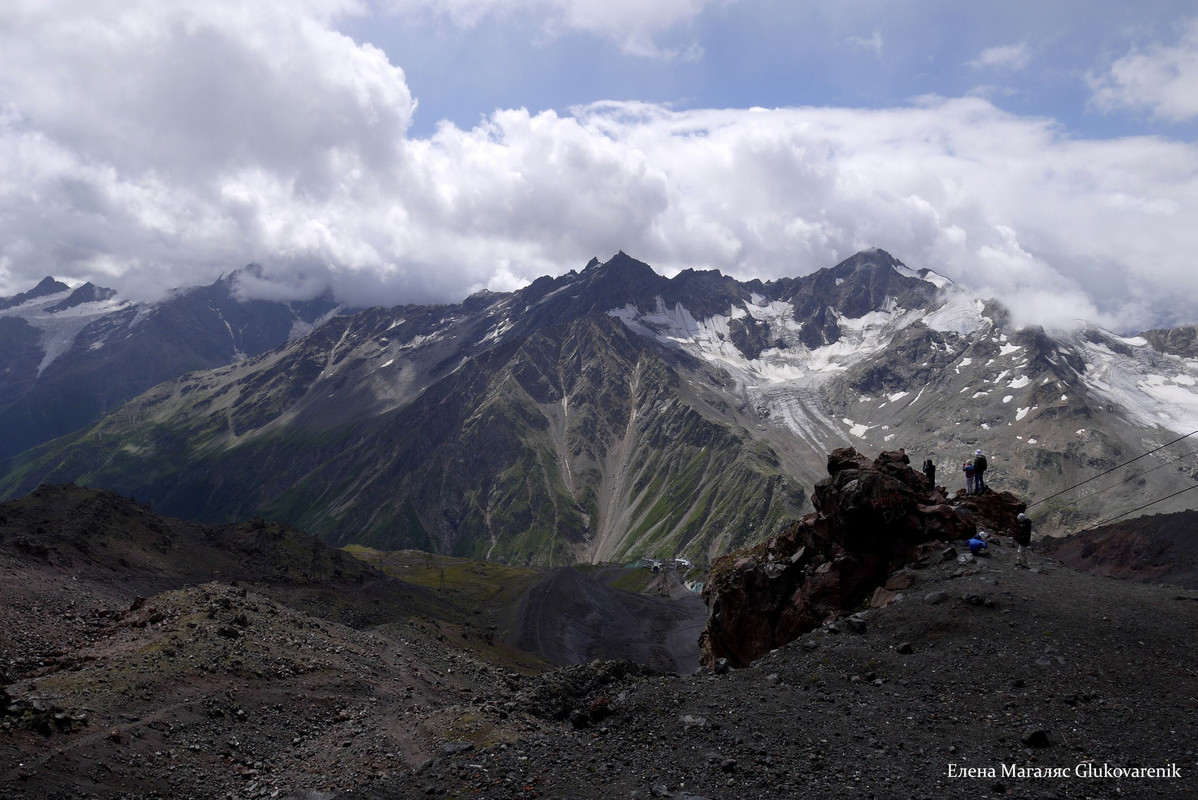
[
  {"left": 420, "top": 545, "right": 1197, "bottom": 800},
  {"left": 2, "top": 479, "right": 1196, "bottom": 798}
]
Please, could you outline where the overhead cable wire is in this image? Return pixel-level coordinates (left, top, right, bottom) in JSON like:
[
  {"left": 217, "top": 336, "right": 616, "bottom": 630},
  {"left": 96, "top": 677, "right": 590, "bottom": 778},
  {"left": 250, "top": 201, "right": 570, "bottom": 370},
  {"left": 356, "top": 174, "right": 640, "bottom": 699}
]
[
  {"left": 1027, "top": 428, "right": 1198, "bottom": 509},
  {"left": 1067, "top": 445, "right": 1198, "bottom": 506}
]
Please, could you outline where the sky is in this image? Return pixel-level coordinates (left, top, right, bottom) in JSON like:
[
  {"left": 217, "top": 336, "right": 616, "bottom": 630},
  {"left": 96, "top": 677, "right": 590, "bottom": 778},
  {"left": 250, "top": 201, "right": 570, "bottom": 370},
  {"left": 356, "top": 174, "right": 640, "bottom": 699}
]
[{"left": 2, "top": 1, "right": 1197, "bottom": 333}]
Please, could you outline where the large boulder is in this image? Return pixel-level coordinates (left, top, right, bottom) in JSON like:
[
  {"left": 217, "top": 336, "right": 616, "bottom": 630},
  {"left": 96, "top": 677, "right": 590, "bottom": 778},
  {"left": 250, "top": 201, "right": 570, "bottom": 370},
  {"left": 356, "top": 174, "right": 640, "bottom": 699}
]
[{"left": 699, "top": 448, "right": 1024, "bottom": 667}]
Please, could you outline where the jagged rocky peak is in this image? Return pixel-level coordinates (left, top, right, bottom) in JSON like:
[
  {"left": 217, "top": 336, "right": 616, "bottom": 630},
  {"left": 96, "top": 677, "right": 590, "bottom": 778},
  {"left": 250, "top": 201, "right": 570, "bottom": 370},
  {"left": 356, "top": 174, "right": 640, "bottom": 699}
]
[
  {"left": 579, "top": 252, "right": 759, "bottom": 321},
  {"left": 758, "top": 249, "right": 943, "bottom": 349},
  {"left": 821, "top": 248, "right": 941, "bottom": 317},
  {"left": 509, "top": 252, "right": 670, "bottom": 327},
  {"left": 461, "top": 287, "right": 505, "bottom": 314},
  {"left": 661, "top": 266, "right": 755, "bottom": 321},
  {"left": 549, "top": 249, "right": 944, "bottom": 343},
  {"left": 831, "top": 247, "right": 905, "bottom": 275},
  {"left": 583, "top": 251, "right": 667, "bottom": 301},
  {"left": 46, "top": 282, "right": 119, "bottom": 312},
  {"left": 0, "top": 276, "right": 72, "bottom": 310},
  {"left": 828, "top": 247, "right": 949, "bottom": 289},
  {"left": 26, "top": 275, "right": 70, "bottom": 296}
]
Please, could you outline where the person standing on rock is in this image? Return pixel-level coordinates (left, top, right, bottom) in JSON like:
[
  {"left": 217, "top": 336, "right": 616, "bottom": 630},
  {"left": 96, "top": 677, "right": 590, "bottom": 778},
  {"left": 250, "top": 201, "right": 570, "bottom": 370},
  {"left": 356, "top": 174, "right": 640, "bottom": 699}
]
[
  {"left": 963, "top": 459, "right": 975, "bottom": 494},
  {"left": 973, "top": 449, "right": 988, "bottom": 493},
  {"left": 1015, "top": 512, "right": 1032, "bottom": 568},
  {"left": 922, "top": 456, "right": 936, "bottom": 486}
]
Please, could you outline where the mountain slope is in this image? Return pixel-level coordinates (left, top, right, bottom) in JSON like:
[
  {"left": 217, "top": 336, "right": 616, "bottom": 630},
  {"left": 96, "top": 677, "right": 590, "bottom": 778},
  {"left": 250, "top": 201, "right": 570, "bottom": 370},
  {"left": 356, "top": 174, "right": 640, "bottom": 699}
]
[
  {"left": 5, "top": 481, "right": 1197, "bottom": 798},
  {"left": 1039, "top": 509, "right": 1198, "bottom": 588},
  {"left": 0, "top": 269, "right": 343, "bottom": 461},
  {"left": 0, "top": 483, "right": 557, "bottom": 798},
  {"left": 3, "top": 250, "right": 1197, "bottom": 564},
  {"left": 1, "top": 308, "right": 808, "bottom": 565}
]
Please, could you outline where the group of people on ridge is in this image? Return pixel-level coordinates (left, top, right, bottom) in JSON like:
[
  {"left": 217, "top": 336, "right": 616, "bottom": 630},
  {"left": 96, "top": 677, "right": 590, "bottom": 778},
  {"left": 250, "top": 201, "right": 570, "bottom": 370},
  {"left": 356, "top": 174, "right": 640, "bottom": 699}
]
[
  {"left": 917, "top": 448, "right": 1032, "bottom": 568},
  {"left": 918, "top": 448, "right": 987, "bottom": 495},
  {"left": 963, "top": 449, "right": 987, "bottom": 494}
]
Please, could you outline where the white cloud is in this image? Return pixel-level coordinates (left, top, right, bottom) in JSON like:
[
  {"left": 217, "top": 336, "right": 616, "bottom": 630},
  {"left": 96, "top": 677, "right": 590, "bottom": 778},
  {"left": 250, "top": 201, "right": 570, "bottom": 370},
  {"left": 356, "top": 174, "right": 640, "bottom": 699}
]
[
  {"left": 969, "top": 42, "right": 1030, "bottom": 71},
  {"left": 570, "top": 99, "right": 1198, "bottom": 334},
  {"left": 0, "top": 0, "right": 415, "bottom": 299},
  {"left": 2, "top": 3, "right": 1198, "bottom": 334},
  {"left": 1090, "top": 18, "right": 1198, "bottom": 122}
]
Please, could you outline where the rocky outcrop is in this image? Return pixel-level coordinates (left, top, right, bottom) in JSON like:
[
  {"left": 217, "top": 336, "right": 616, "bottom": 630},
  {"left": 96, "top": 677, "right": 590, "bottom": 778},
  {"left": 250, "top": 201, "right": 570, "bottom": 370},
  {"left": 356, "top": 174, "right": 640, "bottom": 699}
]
[
  {"left": 1141, "top": 325, "right": 1198, "bottom": 358},
  {"left": 699, "top": 447, "right": 1025, "bottom": 667}
]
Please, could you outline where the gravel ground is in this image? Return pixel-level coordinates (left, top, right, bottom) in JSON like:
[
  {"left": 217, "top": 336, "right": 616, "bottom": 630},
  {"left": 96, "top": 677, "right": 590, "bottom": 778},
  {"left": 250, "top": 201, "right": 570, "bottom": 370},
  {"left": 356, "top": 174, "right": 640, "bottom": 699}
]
[
  {"left": 511, "top": 566, "right": 707, "bottom": 674},
  {"left": 3, "top": 487, "right": 1196, "bottom": 799},
  {"left": 410, "top": 542, "right": 1198, "bottom": 800}
]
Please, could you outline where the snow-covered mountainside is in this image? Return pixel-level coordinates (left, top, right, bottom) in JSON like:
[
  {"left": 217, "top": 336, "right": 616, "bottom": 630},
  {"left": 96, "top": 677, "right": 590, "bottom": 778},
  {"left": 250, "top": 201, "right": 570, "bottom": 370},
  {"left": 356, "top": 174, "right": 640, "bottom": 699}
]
[
  {"left": 0, "top": 279, "right": 129, "bottom": 375},
  {"left": 611, "top": 263, "right": 1198, "bottom": 442},
  {"left": 0, "top": 270, "right": 343, "bottom": 461},
  {"left": 2, "top": 250, "right": 1196, "bottom": 564},
  {"left": 602, "top": 253, "right": 1198, "bottom": 537}
]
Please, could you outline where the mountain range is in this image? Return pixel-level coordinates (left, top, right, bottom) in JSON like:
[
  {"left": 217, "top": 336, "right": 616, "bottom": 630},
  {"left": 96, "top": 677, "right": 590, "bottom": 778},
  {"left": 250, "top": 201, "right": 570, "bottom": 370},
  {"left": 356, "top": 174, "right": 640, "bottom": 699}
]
[
  {"left": 0, "top": 268, "right": 342, "bottom": 462},
  {"left": 2, "top": 250, "right": 1196, "bottom": 565}
]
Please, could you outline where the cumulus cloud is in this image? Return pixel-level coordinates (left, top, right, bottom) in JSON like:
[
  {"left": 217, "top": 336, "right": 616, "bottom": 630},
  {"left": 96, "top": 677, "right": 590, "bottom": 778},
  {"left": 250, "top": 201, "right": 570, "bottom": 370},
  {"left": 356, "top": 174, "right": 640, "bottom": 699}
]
[
  {"left": 1090, "top": 17, "right": 1198, "bottom": 121},
  {"left": 565, "top": 99, "right": 1198, "bottom": 332},
  {"left": 2, "top": 2, "right": 1198, "bottom": 334},
  {"left": 0, "top": 0, "right": 414, "bottom": 299}
]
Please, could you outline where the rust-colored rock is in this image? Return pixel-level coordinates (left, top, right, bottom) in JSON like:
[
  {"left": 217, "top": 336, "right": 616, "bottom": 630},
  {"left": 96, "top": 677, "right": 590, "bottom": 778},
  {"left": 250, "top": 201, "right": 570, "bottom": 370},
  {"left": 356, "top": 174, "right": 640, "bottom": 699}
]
[
  {"left": 699, "top": 447, "right": 1025, "bottom": 668},
  {"left": 869, "top": 587, "right": 898, "bottom": 608},
  {"left": 884, "top": 569, "right": 918, "bottom": 591}
]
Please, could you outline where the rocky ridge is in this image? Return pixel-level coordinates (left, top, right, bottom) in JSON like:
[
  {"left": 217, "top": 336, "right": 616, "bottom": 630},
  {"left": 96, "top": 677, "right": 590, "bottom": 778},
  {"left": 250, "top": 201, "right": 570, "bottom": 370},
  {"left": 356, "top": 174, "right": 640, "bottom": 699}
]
[
  {"left": 415, "top": 541, "right": 1197, "bottom": 800},
  {"left": 699, "top": 448, "right": 1026, "bottom": 667},
  {"left": 0, "top": 484, "right": 703, "bottom": 798}
]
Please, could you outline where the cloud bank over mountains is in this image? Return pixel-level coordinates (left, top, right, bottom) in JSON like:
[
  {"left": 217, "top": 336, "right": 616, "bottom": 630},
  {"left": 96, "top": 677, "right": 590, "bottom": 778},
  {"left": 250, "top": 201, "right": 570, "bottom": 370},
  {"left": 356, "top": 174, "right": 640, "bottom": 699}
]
[{"left": 2, "top": 1, "right": 1197, "bottom": 333}]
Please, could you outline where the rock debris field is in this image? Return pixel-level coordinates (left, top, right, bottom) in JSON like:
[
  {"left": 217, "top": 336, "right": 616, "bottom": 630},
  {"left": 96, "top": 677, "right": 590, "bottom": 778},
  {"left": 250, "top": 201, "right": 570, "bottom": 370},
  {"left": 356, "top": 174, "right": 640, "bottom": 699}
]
[
  {"left": 2, "top": 486, "right": 1196, "bottom": 799},
  {"left": 408, "top": 543, "right": 1198, "bottom": 800}
]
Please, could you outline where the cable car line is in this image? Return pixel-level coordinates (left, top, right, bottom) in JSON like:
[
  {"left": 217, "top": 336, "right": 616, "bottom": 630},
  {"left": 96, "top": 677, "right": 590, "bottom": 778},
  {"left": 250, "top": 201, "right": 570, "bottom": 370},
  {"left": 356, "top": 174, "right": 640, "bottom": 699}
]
[{"left": 1027, "top": 428, "right": 1198, "bottom": 509}]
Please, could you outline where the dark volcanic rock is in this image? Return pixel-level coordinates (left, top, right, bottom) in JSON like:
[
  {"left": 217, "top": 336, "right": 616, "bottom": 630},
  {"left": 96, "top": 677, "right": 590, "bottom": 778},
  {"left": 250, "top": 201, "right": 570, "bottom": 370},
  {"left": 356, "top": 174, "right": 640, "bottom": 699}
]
[
  {"left": 952, "top": 486, "right": 1029, "bottom": 538},
  {"left": 1040, "top": 509, "right": 1198, "bottom": 589},
  {"left": 698, "top": 447, "right": 1024, "bottom": 667},
  {"left": 515, "top": 660, "right": 654, "bottom": 721}
]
